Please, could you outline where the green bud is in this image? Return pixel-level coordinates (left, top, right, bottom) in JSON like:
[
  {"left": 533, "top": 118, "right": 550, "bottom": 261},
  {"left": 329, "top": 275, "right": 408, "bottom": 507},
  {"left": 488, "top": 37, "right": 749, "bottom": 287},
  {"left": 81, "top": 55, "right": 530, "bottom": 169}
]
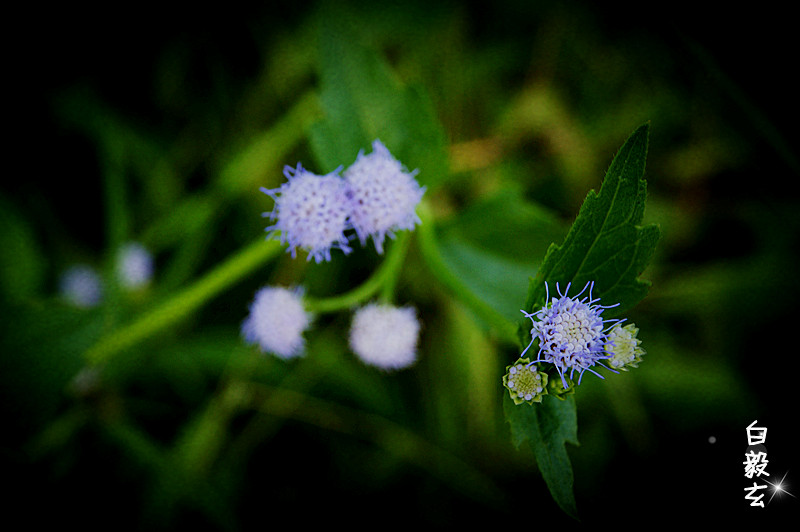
[
  {"left": 546, "top": 370, "right": 575, "bottom": 399},
  {"left": 605, "top": 323, "right": 645, "bottom": 371},
  {"left": 503, "top": 357, "right": 548, "bottom": 405}
]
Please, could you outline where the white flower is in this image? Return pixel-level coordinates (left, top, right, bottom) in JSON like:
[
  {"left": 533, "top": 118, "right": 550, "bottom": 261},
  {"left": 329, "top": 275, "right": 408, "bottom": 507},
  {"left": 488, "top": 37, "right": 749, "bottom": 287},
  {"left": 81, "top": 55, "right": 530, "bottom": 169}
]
[
  {"left": 60, "top": 264, "right": 103, "bottom": 308},
  {"left": 343, "top": 140, "right": 425, "bottom": 254},
  {"left": 241, "top": 286, "right": 311, "bottom": 359},
  {"left": 116, "top": 242, "right": 153, "bottom": 289},
  {"left": 349, "top": 303, "right": 420, "bottom": 370},
  {"left": 261, "top": 164, "right": 352, "bottom": 263}
]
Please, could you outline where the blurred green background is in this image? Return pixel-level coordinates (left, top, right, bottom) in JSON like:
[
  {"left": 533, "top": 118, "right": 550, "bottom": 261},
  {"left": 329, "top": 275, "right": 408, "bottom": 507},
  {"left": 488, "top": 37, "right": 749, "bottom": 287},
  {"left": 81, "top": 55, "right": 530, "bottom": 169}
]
[{"left": 3, "top": 0, "right": 798, "bottom": 528}]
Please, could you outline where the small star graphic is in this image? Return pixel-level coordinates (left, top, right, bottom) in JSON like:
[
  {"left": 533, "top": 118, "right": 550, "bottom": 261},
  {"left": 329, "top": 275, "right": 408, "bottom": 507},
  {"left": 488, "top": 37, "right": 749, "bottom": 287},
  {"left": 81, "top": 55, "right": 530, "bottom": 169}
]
[{"left": 764, "top": 470, "right": 796, "bottom": 505}]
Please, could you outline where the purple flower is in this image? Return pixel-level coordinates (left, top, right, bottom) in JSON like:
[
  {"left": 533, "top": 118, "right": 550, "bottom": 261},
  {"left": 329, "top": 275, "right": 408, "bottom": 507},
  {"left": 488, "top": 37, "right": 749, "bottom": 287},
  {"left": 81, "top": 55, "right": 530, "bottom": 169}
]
[
  {"left": 520, "top": 281, "right": 621, "bottom": 389},
  {"left": 343, "top": 140, "right": 425, "bottom": 254},
  {"left": 60, "top": 264, "right": 103, "bottom": 308},
  {"left": 241, "top": 286, "right": 311, "bottom": 359},
  {"left": 261, "top": 164, "right": 352, "bottom": 263}
]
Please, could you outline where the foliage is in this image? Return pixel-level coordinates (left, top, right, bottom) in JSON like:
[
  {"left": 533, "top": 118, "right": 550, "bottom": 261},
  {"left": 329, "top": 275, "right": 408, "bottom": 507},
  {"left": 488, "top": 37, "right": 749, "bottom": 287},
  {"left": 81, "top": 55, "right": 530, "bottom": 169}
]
[{"left": 3, "top": 1, "right": 798, "bottom": 528}]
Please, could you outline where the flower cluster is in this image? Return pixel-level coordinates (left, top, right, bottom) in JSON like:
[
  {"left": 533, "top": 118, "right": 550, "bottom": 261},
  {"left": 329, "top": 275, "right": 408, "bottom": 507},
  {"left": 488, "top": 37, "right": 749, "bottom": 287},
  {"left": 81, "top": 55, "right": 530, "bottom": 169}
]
[
  {"left": 261, "top": 140, "right": 425, "bottom": 263},
  {"left": 59, "top": 242, "right": 155, "bottom": 308},
  {"left": 241, "top": 286, "right": 420, "bottom": 371},
  {"left": 503, "top": 280, "right": 645, "bottom": 404},
  {"left": 344, "top": 140, "right": 425, "bottom": 254}
]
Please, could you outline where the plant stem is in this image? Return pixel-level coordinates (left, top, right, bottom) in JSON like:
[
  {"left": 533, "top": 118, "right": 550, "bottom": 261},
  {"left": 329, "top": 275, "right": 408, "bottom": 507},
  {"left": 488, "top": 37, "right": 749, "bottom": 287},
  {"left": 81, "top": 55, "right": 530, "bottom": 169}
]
[
  {"left": 304, "top": 230, "right": 410, "bottom": 313},
  {"left": 84, "top": 238, "right": 283, "bottom": 365}
]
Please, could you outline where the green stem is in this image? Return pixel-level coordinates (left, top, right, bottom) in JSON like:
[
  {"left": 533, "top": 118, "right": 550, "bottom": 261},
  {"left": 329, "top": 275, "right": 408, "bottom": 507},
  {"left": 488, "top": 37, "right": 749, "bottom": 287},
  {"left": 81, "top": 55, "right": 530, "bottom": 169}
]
[
  {"left": 84, "top": 238, "right": 283, "bottom": 365},
  {"left": 415, "top": 200, "right": 518, "bottom": 344},
  {"left": 304, "top": 230, "right": 410, "bottom": 313}
]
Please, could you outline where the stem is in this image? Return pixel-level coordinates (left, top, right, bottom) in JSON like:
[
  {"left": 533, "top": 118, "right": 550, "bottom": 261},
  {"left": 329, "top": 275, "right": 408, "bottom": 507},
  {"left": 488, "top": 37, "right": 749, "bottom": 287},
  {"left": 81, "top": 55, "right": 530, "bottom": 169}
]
[
  {"left": 304, "top": 230, "right": 410, "bottom": 313},
  {"left": 84, "top": 238, "right": 283, "bottom": 365}
]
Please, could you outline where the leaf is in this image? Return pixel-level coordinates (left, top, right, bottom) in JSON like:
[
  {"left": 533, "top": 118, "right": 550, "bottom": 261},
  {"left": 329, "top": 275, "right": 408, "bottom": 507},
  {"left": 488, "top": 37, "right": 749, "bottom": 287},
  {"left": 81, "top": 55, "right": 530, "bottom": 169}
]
[
  {"left": 0, "top": 195, "right": 46, "bottom": 301},
  {"left": 506, "top": 124, "right": 659, "bottom": 518},
  {"left": 308, "top": 5, "right": 449, "bottom": 189},
  {"left": 504, "top": 394, "right": 579, "bottom": 519},
  {"left": 523, "top": 122, "right": 660, "bottom": 319},
  {"left": 436, "top": 186, "right": 568, "bottom": 323}
]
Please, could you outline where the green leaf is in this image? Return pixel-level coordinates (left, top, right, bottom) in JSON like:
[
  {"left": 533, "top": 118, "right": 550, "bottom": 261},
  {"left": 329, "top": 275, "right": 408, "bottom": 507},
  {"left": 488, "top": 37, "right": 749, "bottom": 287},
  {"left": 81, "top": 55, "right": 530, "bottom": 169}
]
[
  {"left": 524, "top": 123, "right": 660, "bottom": 318},
  {"left": 504, "top": 394, "right": 579, "bottom": 519},
  {"left": 506, "top": 124, "right": 659, "bottom": 518},
  {"left": 436, "top": 186, "right": 568, "bottom": 323},
  {"left": 308, "top": 5, "right": 449, "bottom": 189},
  {"left": 0, "top": 195, "right": 46, "bottom": 301}
]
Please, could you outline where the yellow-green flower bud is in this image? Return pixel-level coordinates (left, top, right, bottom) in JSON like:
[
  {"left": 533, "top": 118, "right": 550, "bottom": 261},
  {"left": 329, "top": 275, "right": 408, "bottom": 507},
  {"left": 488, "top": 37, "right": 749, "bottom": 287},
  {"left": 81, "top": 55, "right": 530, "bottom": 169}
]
[
  {"left": 503, "top": 358, "right": 548, "bottom": 405},
  {"left": 605, "top": 323, "right": 645, "bottom": 370}
]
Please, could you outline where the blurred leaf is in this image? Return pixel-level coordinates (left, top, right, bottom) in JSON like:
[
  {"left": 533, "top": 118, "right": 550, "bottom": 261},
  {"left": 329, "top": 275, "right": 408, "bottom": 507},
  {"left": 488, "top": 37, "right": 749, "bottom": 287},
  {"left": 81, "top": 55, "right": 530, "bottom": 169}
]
[
  {"left": 437, "top": 187, "right": 568, "bottom": 323},
  {"left": 0, "top": 301, "right": 105, "bottom": 437},
  {"left": 308, "top": 4, "right": 449, "bottom": 188},
  {"left": 437, "top": 238, "right": 532, "bottom": 324},
  {"left": 416, "top": 202, "right": 517, "bottom": 343},
  {"left": 504, "top": 394, "right": 579, "bottom": 519},
  {"left": 0, "top": 195, "right": 46, "bottom": 301},
  {"left": 424, "top": 298, "right": 503, "bottom": 449},
  {"left": 216, "top": 90, "right": 322, "bottom": 196}
]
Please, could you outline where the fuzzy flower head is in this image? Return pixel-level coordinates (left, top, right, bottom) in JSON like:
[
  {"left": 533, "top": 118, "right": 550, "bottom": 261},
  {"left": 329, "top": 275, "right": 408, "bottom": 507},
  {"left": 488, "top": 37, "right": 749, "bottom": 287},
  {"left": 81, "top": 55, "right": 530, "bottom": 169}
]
[
  {"left": 261, "top": 164, "right": 352, "bottom": 263},
  {"left": 503, "top": 357, "right": 548, "bottom": 405},
  {"left": 241, "top": 286, "right": 311, "bottom": 359},
  {"left": 115, "top": 242, "right": 153, "bottom": 290},
  {"left": 521, "top": 281, "right": 621, "bottom": 389},
  {"left": 349, "top": 303, "right": 420, "bottom": 370},
  {"left": 60, "top": 264, "right": 103, "bottom": 308},
  {"left": 605, "top": 323, "right": 645, "bottom": 370},
  {"left": 343, "top": 140, "right": 425, "bottom": 254}
]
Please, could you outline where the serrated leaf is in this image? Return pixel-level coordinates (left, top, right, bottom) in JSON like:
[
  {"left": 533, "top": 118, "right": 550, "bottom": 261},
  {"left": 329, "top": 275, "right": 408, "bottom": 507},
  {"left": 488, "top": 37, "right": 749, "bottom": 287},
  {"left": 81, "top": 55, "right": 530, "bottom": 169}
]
[
  {"left": 504, "top": 394, "right": 579, "bottom": 519},
  {"left": 308, "top": 6, "right": 449, "bottom": 189},
  {"left": 506, "top": 124, "right": 659, "bottom": 519},
  {"left": 524, "top": 123, "right": 660, "bottom": 318}
]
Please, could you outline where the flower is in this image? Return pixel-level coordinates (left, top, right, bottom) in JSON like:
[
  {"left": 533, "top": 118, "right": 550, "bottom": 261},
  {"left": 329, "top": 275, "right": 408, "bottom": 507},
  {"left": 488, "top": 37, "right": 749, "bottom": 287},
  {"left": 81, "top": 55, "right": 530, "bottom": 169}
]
[
  {"left": 343, "top": 140, "right": 425, "bottom": 254},
  {"left": 116, "top": 242, "right": 153, "bottom": 289},
  {"left": 520, "top": 281, "right": 620, "bottom": 389},
  {"left": 261, "top": 164, "right": 352, "bottom": 263},
  {"left": 605, "top": 323, "right": 645, "bottom": 370},
  {"left": 241, "top": 286, "right": 311, "bottom": 359},
  {"left": 60, "top": 264, "right": 103, "bottom": 308},
  {"left": 503, "top": 357, "right": 548, "bottom": 405},
  {"left": 349, "top": 303, "right": 420, "bottom": 370}
]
